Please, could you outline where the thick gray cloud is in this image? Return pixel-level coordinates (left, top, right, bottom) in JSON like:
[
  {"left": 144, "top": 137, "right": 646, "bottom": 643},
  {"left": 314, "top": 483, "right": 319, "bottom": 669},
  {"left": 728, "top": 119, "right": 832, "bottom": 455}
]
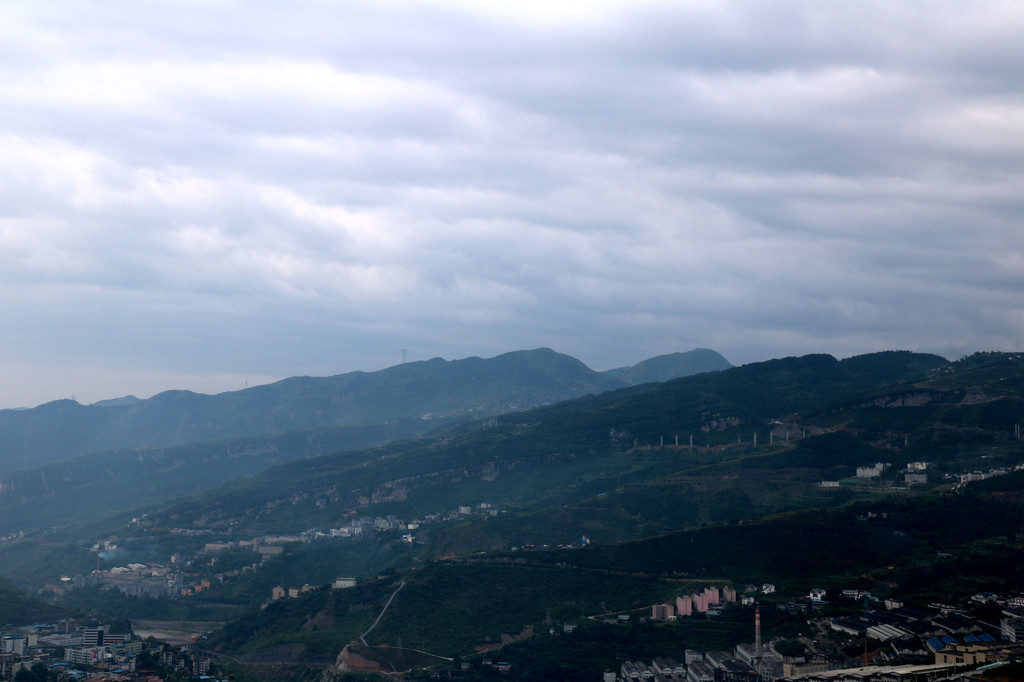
[{"left": 0, "top": 0, "right": 1021, "bottom": 408}]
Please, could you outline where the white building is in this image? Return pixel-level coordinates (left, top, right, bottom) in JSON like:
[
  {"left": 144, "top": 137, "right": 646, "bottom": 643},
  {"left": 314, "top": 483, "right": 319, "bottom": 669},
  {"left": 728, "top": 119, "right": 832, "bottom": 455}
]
[
  {"left": 856, "top": 463, "right": 889, "bottom": 479},
  {"left": 1, "top": 635, "right": 26, "bottom": 655},
  {"left": 66, "top": 647, "right": 106, "bottom": 665}
]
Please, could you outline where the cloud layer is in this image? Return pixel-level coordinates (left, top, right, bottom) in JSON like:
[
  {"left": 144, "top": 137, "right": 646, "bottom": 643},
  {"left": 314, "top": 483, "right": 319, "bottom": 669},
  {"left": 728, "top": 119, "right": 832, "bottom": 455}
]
[{"left": 1, "top": 0, "right": 1021, "bottom": 408}]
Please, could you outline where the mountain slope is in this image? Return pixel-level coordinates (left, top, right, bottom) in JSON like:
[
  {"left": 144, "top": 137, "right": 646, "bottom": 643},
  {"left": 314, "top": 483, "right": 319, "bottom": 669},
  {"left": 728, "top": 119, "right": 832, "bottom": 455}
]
[{"left": 127, "top": 351, "right": 953, "bottom": 535}]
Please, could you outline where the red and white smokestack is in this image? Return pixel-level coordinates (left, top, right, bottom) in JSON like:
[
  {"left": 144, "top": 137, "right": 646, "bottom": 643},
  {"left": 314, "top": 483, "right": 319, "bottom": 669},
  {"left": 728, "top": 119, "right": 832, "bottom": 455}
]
[{"left": 755, "top": 605, "right": 762, "bottom": 658}]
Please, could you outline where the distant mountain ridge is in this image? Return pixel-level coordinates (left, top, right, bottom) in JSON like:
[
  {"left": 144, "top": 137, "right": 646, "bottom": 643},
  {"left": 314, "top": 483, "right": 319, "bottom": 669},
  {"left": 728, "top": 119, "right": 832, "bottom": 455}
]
[
  {"left": 0, "top": 348, "right": 727, "bottom": 475},
  {"left": 605, "top": 348, "right": 732, "bottom": 385}
]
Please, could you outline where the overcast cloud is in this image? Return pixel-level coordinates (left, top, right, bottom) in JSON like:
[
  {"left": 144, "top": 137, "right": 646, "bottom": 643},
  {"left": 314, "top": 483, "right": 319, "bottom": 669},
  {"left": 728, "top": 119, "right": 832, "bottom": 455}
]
[{"left": 0, "top": 0, "right": 1021, "bottom": 408}]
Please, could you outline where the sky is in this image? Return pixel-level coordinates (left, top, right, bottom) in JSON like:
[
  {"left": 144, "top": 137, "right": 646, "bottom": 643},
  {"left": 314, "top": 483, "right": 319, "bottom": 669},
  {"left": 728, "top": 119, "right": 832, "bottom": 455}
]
[{"left": 0, "top": 0, "right": 1021, "bottom": 409}]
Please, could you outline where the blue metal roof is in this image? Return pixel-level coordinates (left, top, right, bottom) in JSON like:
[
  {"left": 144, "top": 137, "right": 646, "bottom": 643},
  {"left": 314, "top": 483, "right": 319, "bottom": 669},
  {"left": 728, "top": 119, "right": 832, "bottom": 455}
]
[{"left": 926, "top": 634, "right": 958, "bottom": 652}]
